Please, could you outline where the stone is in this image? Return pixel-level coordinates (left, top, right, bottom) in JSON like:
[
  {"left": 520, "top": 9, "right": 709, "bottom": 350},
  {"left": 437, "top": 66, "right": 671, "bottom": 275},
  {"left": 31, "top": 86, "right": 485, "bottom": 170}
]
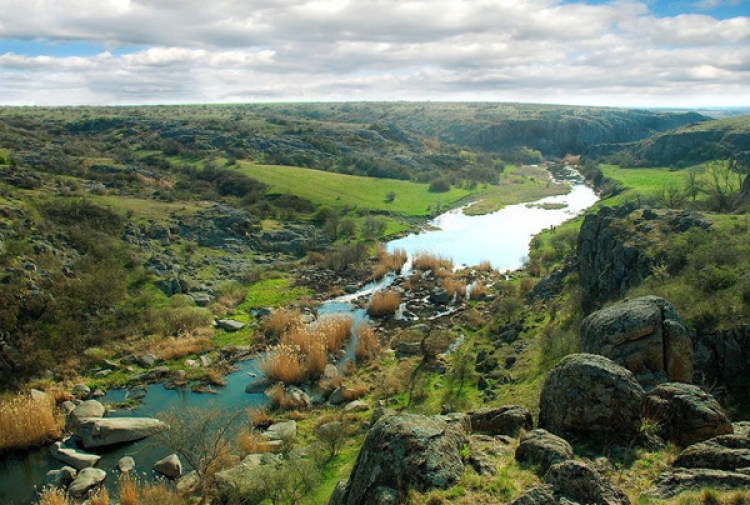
[
  {"left": 266, "top": 420, "right": 297, "bottom": 443},
  {"left": 43, "top": 466, "right": 77, "bottom": 489},
  {"left": 468, "top": 405, "right": 533, "bottom": 437},
  {"left": 199, "top": 355, "right": 212, "bottom": 367},
  {"left": 72, "top": 384, "right": 91, "bottom": 397},
  {"left": 643, "top": 383, "right": 732, "bottom": 446},
  {"left": 50, "top": 441, "right": 101, "bottom": 470},
  {"left": 538, "top": 354, "right": 644, "bottom": 441},
  {"left": 330, "top": 414, "right": 467, "bottom": 504},
  {"left": 651, "top": 468, "right": 750, "bottom": 498},
  {"left": 217, "top": 319, "right": 246, "bottom": 332},
  {"left": 154, "top": 453, "right": 182, "bottom": 479},
  {"left": 395, "top": 341, "right": 422, "bottom": 358},
  {"left": 580, "top": 296, "right": 692, "bottom": 386},
  {"left": 544, "top": 460, "right": 629, "bottom": 505},
  {"left": 29, "top": 389, "right": 48, "bottom": 402},
  {"left": 328, "top": 386, "right": 347, "bottom": 406},
  {"left": 75, "top": 417, "right": 168, "bottom": 449},
  {"left": 176, "top": 470, "right": 200, "bottom": 495},
  {"left": 429, "top": 287, "right": 451, "bottom": 305},
  {"left": 68, "top": 467, "right": 107, "bottom": 498},
  {"left": 674, "top": 435, "right": 750, "bottom": 471},
  {"left": 136, "top": 353, "right": 157, "bottom": 367},
  {"left": 190, "top": 293, "right": 214, "bottom": 307},
  {"left": 118, "top": 456, "right": 136, "bottom": 473},
  {"left": 215, "top": 453, "right": 282, "bottom": 500},
  {"left": 511, "top": 484, "right": 557, "bottom": 505},
  {"left": 61, "top": 401, "right": 76, "bottom": 415},
  {"left": 345, "top": 400, "right": 369, "bottom": 412},
  {"left": 515, "top": 429, "right": 574, "bottom": 474},
  {"left": 68, "top": 400, "right": 106, "bottom": 426},
  {"left": 246, "top": 375, "right": 273, "bottom": 394}
]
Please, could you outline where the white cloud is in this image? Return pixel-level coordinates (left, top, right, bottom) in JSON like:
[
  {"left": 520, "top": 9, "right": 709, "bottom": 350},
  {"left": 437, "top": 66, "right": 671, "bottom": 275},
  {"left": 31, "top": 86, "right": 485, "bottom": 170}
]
[{"left": 0, "top": 0, "right": 748, "bottom": 106}]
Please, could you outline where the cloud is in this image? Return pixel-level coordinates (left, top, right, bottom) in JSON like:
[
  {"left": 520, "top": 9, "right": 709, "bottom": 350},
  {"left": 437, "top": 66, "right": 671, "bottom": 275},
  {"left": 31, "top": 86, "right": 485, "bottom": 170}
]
[{"left": 0, "top": 0, "right": 748, "bottom": 106}]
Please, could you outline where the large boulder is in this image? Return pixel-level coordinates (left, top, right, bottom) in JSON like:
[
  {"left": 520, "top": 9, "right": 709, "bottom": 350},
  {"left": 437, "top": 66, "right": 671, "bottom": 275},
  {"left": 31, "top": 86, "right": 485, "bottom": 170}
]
[
  {"left": 512, "top": 460, "right": 629, "bottom": 505},
  {"left": 468, "top": 405, "right": 533, "bottom": 437},
  {"left": 68, "top": 400, "right": 106, "bottom": 426},
  {"left": 651, "top": 468, "right": 750, "bottom": 498},
  {"left": 330, "top": 414, "right": 467, "bottom": 504},
  {"left": 581, "top": 296, "right": 692, "bottom": 386},
  {"left": 515, "top": 429, "right": 574, "bottom": 474},
  {"left": 67, "top": 467, "right": 107, "bottom": 498},
  {"left": 674, "top": 435, "right": 750, "bottom": 471},
  {"left": 74, "top": 417, "right": 168, "bottom": 449},
  {"left": 538, "top": 354, "right": 645, "bottom": 441},
  {"left": 42, "top": 466, "right": 77, "bottom": 489},
  {"left": 49, "top": 441, "right": 101, "bottom": 470},
  {"left": 643, "top": 383, "right": 732, "bottom": 446},
  {"left": 154, "top": 454, "right": 182, "bottom": 479}
]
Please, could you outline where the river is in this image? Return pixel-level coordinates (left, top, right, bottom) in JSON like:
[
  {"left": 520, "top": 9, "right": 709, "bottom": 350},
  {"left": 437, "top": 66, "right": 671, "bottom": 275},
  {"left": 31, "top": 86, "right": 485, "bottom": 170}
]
[{"left": 0, "top": 167, "right": 597, "bottom": 504}]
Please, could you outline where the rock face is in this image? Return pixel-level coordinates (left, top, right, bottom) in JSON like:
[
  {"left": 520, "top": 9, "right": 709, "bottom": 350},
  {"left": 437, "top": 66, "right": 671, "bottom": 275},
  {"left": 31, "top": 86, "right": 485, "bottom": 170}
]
[
  {"left": 512, "top": 460, "right": 629, "bottom": 505},
  {"left": 581, "top": 296, "right": 693, "bottom": 386},
  {"left": 74, "top": 417, "right": 168, "bottom": 449},
  {"left": 468, "top": 405, "right": 533, "bottom": 437},
  {"left": 50, "top": 441, "right": 101, "bottom": 470},
  {"left": 643, "top": 383, "right": 732, "bottom": 446},
  {"left": 538, "top": 354, "right": 644, "bottom": 441},
  {"left": 67, "top": 467, "right": 107, "bottom": 498},
  {"left": 694, "top": 326, "right": 750, "bottom": 388},
  {"left": 652, "top": 468, "right": 750, "bottom": 498},
  {"left": 674, "top": 435, "right": 750, "bottom": 471},
  {"left": 515, "top": 429, "right": 574, "bottom": 474},
  {"left": 330, "top": 414, "right": 467, "bottom": 505},
  {"left": 154, "top": 454, "right": 182, "bottom": 479}
]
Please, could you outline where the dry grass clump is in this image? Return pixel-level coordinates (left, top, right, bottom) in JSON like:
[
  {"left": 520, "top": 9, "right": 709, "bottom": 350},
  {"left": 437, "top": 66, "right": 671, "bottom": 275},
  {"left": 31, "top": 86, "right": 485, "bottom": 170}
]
[
  {"left": 343, "top": 383, "right": 370, "bottom": 401},
  {"left": 258, "top": 344, "right": 307, "bottom": 384},
  {"left": 315, "top": 314, "right": 354, "bottom": 352},
  {"left": 367, "top": 290, "right": 401, "bottom": 317},
  {"left": 266, "top": 383, "right": 307, "bottom": 410},
  {"left": 0, "top": 393, "right": 63, "bottom": 452},
  {"left": 146, "top": 333, "right": 212, "bottom": 361},
  {"left": 140, "top": 482, "right": 183, "bottom": 505},
  {"left": 470, "top": 280, "right": 489, "bottom": 300},
  {"left": 36, "top": 487, "right": 72, "bottom": 505},
  {"left": 238, "top": 427, "right": 273, "bottom": 457},
  {"left": 89, "top": 488, "right": 110, "bottom": 505},
  {"left": 248, "top": 407, "right": 273, "bottom": 429},
  {"left": 477, "top": 260, "right": 494, "bottom": 272},
  {"left": 412, "top": 252, "right": 454, "bottom": 277},
  {"left": 355, "top": 324, "right": 381, "bottom": 361},
  {"left": 262, "top": 307, "right": 302, "bottom": 338},
  {"left": 372, "top": 247, "right": 408, "bottom": 279},
  {"left": 118, "top": 475, "right": 139, "bottom": 505},
  {"left": 442, "top": 277, "right": 467, "bottom": 299},
  {"left": 204, "top": 368, "right": 227, "bottom": 387}
]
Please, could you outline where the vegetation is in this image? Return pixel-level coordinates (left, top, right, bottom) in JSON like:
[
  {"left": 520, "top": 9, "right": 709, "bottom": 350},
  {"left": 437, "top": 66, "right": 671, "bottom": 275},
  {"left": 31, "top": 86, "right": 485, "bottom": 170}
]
[{"left": 0, "top": 392, "right": 63, "bottom": 452}]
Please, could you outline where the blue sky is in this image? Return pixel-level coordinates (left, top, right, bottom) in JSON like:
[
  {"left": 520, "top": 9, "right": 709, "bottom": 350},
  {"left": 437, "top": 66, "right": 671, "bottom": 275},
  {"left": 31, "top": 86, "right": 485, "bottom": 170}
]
[{"left": 0, "top": 0, "right": 748, "bottom": 106}]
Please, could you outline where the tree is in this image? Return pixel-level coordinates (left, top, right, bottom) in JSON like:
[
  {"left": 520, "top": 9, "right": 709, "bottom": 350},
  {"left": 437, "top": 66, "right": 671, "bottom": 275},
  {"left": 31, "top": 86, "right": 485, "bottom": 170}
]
[
  {"left": 385, "top": 191, "right": 396, "bottom": 203},
  {"left": 362, "top": 216, "right": 386, "bottom": 239},
  {"left": 156, "top": 405, "right": 241, "bottom": 503}
]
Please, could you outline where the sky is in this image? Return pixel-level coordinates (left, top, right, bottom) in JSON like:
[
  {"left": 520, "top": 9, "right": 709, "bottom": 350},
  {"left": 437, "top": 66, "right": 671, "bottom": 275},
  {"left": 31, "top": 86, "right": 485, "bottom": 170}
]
[{"left": 0, "top": 0, "right": 748, "bottom": 107}]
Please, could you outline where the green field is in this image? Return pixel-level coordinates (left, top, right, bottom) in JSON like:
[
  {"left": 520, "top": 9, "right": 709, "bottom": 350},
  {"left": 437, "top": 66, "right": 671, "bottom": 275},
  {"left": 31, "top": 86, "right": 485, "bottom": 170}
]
[{"left": 599, "top": 164, "right": 692, "bottom": 205}]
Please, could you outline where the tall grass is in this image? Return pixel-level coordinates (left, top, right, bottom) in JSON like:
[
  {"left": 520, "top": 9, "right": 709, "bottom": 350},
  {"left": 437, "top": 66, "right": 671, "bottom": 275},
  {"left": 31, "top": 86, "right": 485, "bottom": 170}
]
[
  {"left": 262, "top": 307, "right": 302, "bottom": 338},
  {"left": 89, "top": 488, "right": 110, "bottom": 505},
  {"left": 373, "top": 247, "right": 409, "bottom": 279},
  {"left": 0, "top": 393, "right": 63, "bottom": 452},
  {"left": 469, "top": 280, "right": 489, "bottom": 300},
  {"left": 355, "top": 324, "right": 381, "bottom": 361},
  {"left": 238, "top": 428, "right": 272, "bottom": 457},
  {"left": 442, "top": 277, "right": 467, "bottom": 299},
  {"left": 412, "top": 252, "right": 454, "bottom": 277},
  {"left": 367, "top": 290, "right": 401, "bottom": 317},
  {"left": 138, "top": 333, "right": 212, "bottom": 361},
  {"left": 258, "top": 344, "right": 307, "bottom": 384},
  {"left": 36, "top": 487, "right": 72, "bottom": 505},
  {"left": 118, "top": 476, "right": 139, "bottom": 505}
]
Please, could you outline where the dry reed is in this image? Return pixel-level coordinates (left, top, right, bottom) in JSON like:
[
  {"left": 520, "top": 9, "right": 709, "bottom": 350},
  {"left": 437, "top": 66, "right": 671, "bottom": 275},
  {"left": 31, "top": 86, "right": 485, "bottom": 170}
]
[
  {"left": 470, "top": 280, "right": 489, "bottom": 300},
  {"left": 372, "top": 247, "right": 408, "bottom": 279},
  {"left": 477, "top": 260, "right": 493, "bottom": 272},
  {"left": 367, "top": 290, "right": 401, "bottom": 317},
  {"left": 262, "top": 308, "right": 302, "bottom": 338},
  {"left": 140, "top": 482, "right": 183, "bottom": 505},
  {"left": 36, "top": 487, "right": 72, "bottom": 505},
  {"left": 0, "top": 393, "right": 63, "bottom": 452},
  {"left": 118, "top": 475, "right": 139, "bottom": 505},
  {"left": 247, "top": 407, "right": 272, "bottom": 428},
  {"left": 441, "top": 277, "right": 467, "bottom": 299},
  {"left": 412, "top": 252, "right": 454, "bottom": 277},
  {"left": 238, "top": 428, "right": 272, "bottom": 457},
  {"left": 258, "top": 344, "right": 307, "bottom": 384},
  {"left": 149, "top": 334, "right": 212, "bottom": 361},
  {"left": 343, "top": 383, "right": 370, "bottom": 401},
  {"left": 89, "top": 488, "right": 110, "bottom": 505},
  {"left": 355, "top": 324, "right": 381, "bottom": 361}
]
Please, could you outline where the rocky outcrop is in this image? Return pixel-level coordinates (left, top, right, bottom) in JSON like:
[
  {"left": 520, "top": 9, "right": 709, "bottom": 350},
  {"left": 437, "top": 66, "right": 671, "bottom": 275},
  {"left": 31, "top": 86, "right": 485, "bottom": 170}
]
[
  {"left": 581, "top": 296, "right": 692, "bottom": 386},
  {"left": 538, "top": 354, "right": 644, "bottom": 441},
  {"left": 515, "top": 429, "right": 574, "bottom": 474},
  {"left": 694, "top": 326, "right": 750, "bottom": 388},
  {"left": 330, "top": 414, "right": 467, "bottom": 504},
  {"left": 67, "top": 467, "right": 107, "bottom": 498},
  {"left": 468, "top": 405, "right": 533, "bottom": 437},
  {"left": 215, "top": 453, "right": 282, "bottom": 501},
  {"left": 643, "top": 383, "right": 732, "bottom": 446},
  {"left": 512, "top": 460, "right": 629, "bottom": 505},
  {"left": 42, "top": 466, "right": 77, "bottom": 489},
  {"left": 49, "top": 441, "right": 101, "bottom": 470},
  {"left": 154, "top": 454, "right": 182, "bottom": 479},
  {"left": 74, "top": 417, "right": 168, "bottom": 449},
  {"left": 651, "top": 469, "right": 750, "bottom": 498},
  {"left": 674, "top": 435, "right": 750, "bottom": 471}
]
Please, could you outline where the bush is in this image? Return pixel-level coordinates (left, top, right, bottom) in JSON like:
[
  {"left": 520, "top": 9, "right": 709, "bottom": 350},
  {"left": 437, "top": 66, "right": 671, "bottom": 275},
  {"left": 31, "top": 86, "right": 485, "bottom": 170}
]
[
  {"left": 153, "top": 306, "right": 213, "bottom": 336},
  {"left": 355, "top": 324, "right": 381, "bottom": 361},
  {"left": 367, "top": 290, "right": 401, "bottom": 317},
  {"left": 258, "top": 344, "right": 307, "bottom": 384},
  {"left": 412, "top": 252, "right": 453, "bottom": 277},
  {"left": 429, "top": 177, "right": 451, "bottom": 193}
]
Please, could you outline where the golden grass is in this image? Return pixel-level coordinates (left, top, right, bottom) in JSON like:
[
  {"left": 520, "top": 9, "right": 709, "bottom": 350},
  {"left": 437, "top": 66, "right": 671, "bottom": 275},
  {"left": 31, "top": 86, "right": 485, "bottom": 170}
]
[
  {"left": 315, "top": 314, "right": 354, "bottom": 353},
  {"left": 258, "top": 344, "right": 307, "bottom": 384},
  {"left": 118, "top": 475, "right": 139, "bottom": 505},
  {"left": 266, "top": 383, "right": 301, "bottom": 410},
  {"left": 247, "top": 407, "right": 272, "bottom": 428},
  {"left": 372, "top": 247, "right": 409, "bottom": 279},
  {"left": 343, "top": 383, "right": 370, "bottom": 402},
  {"left": 204, "top": 368, "right": 227, "bottom": 387},
  {"left": 89, "top": 488, "right": 110, "bottom": 505},
  {"left": 36, "top": 487, "right": 72, "bottom": 505},
  {"left": 238, "top": 428, "right": 272, "bottom": 457},
  {"left": 477, "top": 260, "right": 494, "bottom": 272},
  {"left": 442, "top": 277, "right": 467, "bottom": 299},
  {"left": 355, "top": 324, "right": 381, "bottom": 361},
  {"left": 146, "top": 334, "right": 212, "bottom": 361},
  {"left": 0, "top": 393, "right": 63, "bottom": 452},
  {"left": 412, "top": 252, "right": 454, "bottom": 277},
  {"left": 262, "top": 307, "right": 302, "bottom": 338},
  {"left": 470, "top": 280, "right": 489, "bottom": 300},
  {"left": 367, "top": 290, "right": 401, "bottom": 317},
  {"left": 140, "top": 482, "right": 183, "bottom": 505}
]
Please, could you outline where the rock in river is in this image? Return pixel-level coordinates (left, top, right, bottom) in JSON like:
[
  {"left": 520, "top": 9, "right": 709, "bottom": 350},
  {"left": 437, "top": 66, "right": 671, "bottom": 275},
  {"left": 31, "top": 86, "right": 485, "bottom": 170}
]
[
  {"left": 74, "top": 417, "right": 168, "bottom": 449},
  {"left": 68, "top": 467, "right": 107, "bottom": 498}
]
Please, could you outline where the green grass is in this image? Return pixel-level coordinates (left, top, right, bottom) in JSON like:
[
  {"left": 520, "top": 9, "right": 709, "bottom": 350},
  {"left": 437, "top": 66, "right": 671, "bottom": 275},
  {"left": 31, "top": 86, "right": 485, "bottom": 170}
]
[
  {"left": 87, "top": 194, "right": 202, "bottom": 225},
  {"left": 239, "top": 278, "right": 312, "bottom": 310}
]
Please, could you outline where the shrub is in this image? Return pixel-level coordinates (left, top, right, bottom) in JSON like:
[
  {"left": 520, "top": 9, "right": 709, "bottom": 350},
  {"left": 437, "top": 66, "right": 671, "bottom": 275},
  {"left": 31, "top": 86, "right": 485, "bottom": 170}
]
[
  {"left": 429, "top": 178, "right": 451, "bottom": 192},
  {"left": 367, "top": 290, "right": 401, "bottom": 317},
  {"left": 238, "top": 428, "right": 272, "bottom": 457},
  {"left": 139, "top": 481, "right": 183, "bottom": 505},
  {"left": 258, "top": 344, "right": 307, "bottom": 385},
  {"left": 0, "top": 392, "right": 63, "bottom": 452},
  {"left": 154, "top": 306, "right": 213, "bottom": 336},
  {"left": 470, "top": 280, "right": 489, "bottom": 300},
  {"left": 355, "top": 324, "right": 381, "bottom": 361},
  {"left": 412, "top": 252, "right": 453, "bottom": 277},
  {"left": 442, "top": 277, "right": 467, "bottom": 299}
]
